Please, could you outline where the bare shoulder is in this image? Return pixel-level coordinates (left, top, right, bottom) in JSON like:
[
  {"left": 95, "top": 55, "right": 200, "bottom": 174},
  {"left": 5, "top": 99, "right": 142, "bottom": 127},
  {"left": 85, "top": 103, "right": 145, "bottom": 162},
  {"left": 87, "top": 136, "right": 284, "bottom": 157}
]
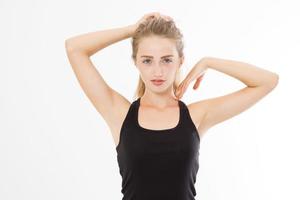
[{"left": 186, "top": 100, "right": 210, "bottom": 139}]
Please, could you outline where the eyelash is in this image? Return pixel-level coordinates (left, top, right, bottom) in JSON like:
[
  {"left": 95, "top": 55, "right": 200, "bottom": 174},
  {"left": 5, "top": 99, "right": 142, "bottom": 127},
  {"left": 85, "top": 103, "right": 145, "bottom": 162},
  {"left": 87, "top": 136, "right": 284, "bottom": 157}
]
[{"left": 142, "top": 58, "right": 172, "bottom": 64}]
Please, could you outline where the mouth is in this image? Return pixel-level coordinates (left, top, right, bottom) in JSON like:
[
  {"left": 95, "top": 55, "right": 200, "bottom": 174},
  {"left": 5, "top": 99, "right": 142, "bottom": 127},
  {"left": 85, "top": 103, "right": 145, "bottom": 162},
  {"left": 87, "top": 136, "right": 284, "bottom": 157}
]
[
  {"left": 151, "top": 79, "right": 165, "bottom": 86},
  {"left": 151, "top": 79, "right": 165, "bottom": 81}
]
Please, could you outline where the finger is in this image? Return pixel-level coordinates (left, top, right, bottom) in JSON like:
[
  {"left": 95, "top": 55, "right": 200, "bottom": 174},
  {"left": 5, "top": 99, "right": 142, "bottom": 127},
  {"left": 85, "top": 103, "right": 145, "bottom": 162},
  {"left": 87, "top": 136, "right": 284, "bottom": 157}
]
[
  {"left": 193, "top": 78, "right": 201, "bottom": 89},
  {"left": 145, "top": 12, "right": 155, "bottom": 18},
  {"left": 166, "top": 16, "right": 173, "bottom": 21},
  {"left": 199, "top": 72, "right": 206, "bottom": 79},
  {"left": 154, "top": 12, "right": 160, "bottom": 18},
  {"left": 176, "top": 83, "right": 184, "bottom": 98},
  {"left": 162, "top": 14, "right": 172, "bottom": 21},
  {"left": 146, "top": 12, "right": 158, "bottom": 20},
  {"left": 176, "top": 82, "right": 184, "bottom": 94},
  {"left": 182, "top": 80, "right": 189, "bottom": 93},
  {"left": 179, "top": 83, "right": 188, "bottom": 99},
  {"left": 193, "top": 73, "right": 205, "bottom": 89},
  {"left": 176, "top": 86, "right": 183, "bottom": 99},
  {"left": 177, "top": 77, "right": 189, "bottom": 98},
  {"left": 175, "top": 87, "right": 181, "bottom": 98},
  {"left": 175, "top": 88, "right": 180, "bottom": 97}
]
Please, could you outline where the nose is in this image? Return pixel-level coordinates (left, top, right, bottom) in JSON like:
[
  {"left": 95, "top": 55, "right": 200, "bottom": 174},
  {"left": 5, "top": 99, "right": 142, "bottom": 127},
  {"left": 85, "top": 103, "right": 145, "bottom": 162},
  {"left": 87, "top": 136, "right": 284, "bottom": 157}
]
[{"left": 153, "top": 65, "right": 163, "bottom": 76}]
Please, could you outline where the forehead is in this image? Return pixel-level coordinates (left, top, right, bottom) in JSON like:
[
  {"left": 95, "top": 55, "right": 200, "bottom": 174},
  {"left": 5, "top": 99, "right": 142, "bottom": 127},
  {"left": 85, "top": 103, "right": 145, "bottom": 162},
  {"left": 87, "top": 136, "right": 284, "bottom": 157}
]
[{"left": 137, "top": 36, "right": 177, "bottom": 57}]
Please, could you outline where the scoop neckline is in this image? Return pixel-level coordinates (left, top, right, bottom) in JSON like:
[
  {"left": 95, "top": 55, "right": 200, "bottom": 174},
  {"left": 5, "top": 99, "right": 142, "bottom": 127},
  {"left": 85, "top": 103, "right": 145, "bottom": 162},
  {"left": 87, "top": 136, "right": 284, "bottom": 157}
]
[{"left": 135, "top": 97, "right": 182, "bottom": 132}]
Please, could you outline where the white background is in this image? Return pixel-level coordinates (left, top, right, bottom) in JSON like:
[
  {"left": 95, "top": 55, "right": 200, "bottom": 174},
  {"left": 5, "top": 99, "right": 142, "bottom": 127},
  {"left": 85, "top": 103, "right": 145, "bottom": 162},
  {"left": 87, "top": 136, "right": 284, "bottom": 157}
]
[{"left": 1, "top": 0, "right": 298, "bottom": 199}]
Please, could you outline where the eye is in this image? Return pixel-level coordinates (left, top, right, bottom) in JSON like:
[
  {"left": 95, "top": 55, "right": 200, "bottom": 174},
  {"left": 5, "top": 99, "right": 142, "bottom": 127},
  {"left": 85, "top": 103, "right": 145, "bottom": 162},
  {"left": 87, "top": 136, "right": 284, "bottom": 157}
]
[
  {"left": 142, "top": 58, "right": 172, "bottom": 64},
  {"left": 142, "top": 59, "right": 151, "bottom": 64},
  {"left": 164, "top": 58, "right": 172, "bottom": 63}
]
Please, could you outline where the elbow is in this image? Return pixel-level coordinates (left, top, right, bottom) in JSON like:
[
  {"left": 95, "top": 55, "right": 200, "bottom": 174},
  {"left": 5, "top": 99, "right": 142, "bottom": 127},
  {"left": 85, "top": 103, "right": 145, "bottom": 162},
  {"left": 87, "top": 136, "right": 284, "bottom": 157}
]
[
  {"left": 65, "top": 39, "right": 88, "bottom": 55},
  {"left": 266, "top": 73, "right": 279, "bottom": 89},
  {"left": 272, "top": 73, "right": 279, "bottom": 86},
  {"left": 65, "top": 39, "right": 75, "bottom": 52}
]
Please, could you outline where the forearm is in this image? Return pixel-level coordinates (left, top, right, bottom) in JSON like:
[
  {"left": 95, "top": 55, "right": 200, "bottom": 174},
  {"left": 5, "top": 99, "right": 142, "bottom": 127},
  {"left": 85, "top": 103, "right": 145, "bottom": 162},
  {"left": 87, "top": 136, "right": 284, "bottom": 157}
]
[
  {"left": 203, "top": 56, "right": 279, "bottom": 88},
  {"left": 65, "top": 24, "right": 136, "bottom": 56}
]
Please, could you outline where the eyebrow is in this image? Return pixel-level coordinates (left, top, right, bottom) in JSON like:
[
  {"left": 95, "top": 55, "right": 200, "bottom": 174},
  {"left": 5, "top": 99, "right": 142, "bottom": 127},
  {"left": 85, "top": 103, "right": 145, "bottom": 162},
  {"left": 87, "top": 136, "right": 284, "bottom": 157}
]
[{"left": 140, "top": 55, "right": 174, "bottom": 58}]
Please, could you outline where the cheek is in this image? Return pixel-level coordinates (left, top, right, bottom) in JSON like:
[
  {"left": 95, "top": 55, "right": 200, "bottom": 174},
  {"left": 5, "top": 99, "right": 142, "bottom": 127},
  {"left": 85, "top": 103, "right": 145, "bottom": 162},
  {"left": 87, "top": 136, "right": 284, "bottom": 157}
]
[
  {"left": 168, "top": 67, "right": 178, "bottom": 76},
  {"left": 139, "top": 72, "right": 151, "bottom": 83}
]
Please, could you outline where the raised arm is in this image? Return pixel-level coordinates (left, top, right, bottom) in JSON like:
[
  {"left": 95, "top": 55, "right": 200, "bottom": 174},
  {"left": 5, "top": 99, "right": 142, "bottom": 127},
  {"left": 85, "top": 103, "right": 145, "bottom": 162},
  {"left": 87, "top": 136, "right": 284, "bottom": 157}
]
[
  {"left": 187, "top": 57, "right": 279, "bottom": 138},
  {"left": 65, "top": 13, "right": 174, "bottom": 147},
  {"left": 64, "top": 24, "right": 136, "bottom": 131}
]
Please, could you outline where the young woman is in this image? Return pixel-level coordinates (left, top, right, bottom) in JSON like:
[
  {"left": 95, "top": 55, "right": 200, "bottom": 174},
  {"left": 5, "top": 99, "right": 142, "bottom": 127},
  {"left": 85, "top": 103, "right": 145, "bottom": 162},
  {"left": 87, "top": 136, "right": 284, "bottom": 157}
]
[{"left": 65, "top": 12, "right": 279, "bottom": 200}]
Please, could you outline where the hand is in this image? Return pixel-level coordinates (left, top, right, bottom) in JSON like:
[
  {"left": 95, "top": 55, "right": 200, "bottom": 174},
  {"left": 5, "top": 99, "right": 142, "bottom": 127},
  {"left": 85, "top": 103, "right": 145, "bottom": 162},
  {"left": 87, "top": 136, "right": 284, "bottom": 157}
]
[
  {"left": 132, "top": 12, "right": 173, "bottom": 31},
  {"left": 175, "top": 59, "right": 208, "bottom": 100}
]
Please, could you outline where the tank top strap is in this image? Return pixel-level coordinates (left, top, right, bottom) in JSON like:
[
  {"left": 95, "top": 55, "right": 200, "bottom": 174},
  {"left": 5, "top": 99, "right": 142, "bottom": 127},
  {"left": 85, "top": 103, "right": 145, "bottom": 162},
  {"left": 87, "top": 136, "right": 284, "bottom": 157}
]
[
  {"left": 122, "top": 99, "right": 138, "bottom": 128},
  {"left": 115, "top": 99, "right": 138, "bottom": 152},
  {"left": 178, "top": 99, "right": 192, "bottom": 123},
  {"left": 178, "top": 99, "right": 201, "bottom": 141}
]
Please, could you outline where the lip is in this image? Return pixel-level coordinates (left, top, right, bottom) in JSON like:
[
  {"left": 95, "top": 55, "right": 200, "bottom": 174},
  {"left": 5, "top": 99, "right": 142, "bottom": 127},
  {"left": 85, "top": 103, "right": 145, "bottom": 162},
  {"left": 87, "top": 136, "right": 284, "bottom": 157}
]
[{"left": 151, "top": 80, "right": 165, "bottom": 86}]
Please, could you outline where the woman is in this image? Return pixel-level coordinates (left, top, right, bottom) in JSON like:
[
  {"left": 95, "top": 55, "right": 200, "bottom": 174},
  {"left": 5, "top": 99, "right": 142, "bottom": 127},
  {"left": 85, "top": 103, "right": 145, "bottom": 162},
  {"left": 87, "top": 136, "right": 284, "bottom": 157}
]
[{"left": 65, "top": 12, "right": 279, "bottom": 200}]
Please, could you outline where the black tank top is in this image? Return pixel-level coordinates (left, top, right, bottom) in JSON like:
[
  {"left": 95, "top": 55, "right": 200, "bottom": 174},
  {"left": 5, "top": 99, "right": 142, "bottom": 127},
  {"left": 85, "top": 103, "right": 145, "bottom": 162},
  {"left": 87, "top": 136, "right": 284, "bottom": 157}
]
[{"left": 115, "top": 97, "right": 200, "bottom": 200}]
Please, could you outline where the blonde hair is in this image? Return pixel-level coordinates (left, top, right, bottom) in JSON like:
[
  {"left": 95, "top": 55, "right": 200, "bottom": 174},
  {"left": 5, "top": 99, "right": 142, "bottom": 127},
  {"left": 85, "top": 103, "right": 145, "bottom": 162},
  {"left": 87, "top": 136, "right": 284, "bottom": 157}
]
[{"left": 131, "top": 17, "right": 185, "bottom": 101}]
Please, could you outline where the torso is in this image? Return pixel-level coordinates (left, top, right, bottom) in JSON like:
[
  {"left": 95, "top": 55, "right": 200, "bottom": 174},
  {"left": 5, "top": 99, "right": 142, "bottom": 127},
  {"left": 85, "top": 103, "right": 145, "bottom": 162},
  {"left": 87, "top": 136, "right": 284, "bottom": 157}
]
[
  {"left": 114, "top": 98, "right": 201, "bottom": 199},
  {"left": 108, "top": 99, "right": 206, "bottom": 147}
]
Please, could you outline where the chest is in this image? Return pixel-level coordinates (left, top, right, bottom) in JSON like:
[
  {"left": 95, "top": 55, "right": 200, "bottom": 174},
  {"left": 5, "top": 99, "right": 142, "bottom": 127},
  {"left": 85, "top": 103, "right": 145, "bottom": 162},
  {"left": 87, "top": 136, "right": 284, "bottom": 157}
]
[
  {"left": 137, "top": 106, "right": 181, "bottom": 130},
  {"left": 137, "top": 104, "right": 202, "bottom": 132},
  {"left": 112, "top": 101, "right": 204, "bottom": 148}
]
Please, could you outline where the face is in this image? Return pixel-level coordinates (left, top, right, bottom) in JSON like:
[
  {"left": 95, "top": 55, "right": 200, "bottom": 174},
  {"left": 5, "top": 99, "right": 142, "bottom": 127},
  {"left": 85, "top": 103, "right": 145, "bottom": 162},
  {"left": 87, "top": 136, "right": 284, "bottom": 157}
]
[{"left": 135, "top": 35, "right": 184, "bottom": 94}]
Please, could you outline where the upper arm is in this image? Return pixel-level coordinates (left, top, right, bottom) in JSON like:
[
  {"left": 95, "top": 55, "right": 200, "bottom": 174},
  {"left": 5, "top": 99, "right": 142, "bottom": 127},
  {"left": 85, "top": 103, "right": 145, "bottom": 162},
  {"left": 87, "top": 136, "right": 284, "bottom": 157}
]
[
  {"left": 191, "top": 81, "right": 278, "bottom": 138},
  {"left": 65, "top": 43, "right": 130, "bottom": 126}
]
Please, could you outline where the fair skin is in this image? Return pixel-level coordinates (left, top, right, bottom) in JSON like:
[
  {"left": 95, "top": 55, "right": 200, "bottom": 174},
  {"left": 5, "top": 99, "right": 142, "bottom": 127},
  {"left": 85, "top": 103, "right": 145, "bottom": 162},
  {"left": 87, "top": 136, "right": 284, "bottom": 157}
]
[
  {"left": 65, "top": 12, "right": 279, "bottom": 147},
  {"left": 134, "top": 35, "right": 184, "bottom": 108},
  {"left": 133, "top": 35, "right": 190, "bottom": 133}
]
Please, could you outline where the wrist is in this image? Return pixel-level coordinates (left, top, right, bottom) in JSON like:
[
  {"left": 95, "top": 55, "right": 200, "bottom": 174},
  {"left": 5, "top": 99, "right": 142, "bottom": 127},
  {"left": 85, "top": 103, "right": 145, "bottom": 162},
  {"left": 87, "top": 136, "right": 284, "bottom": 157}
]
[{"left": 197, "top": 57, "right": 210, "bottom": 70}]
